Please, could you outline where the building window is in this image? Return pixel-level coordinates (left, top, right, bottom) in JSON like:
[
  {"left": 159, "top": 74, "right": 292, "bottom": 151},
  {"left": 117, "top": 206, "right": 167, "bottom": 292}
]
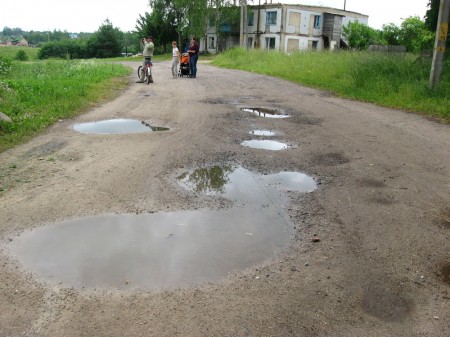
[
  {"left": 209, "top": 37, "right": 215, "bottom": 49},
  {"left": 312, "top": 40, "right": 318, "bottom": 49},
  {"left": 266, "top": 11, "right": 277, "bottom": 25},
  {"left": 265, "top": 37, "right": 276, "bottom": 49},
  {"left": 313, "top": 15, "right": 321, "bottom": 29},
  {"left": 247, "top": 37, "right": 253, "bottom": 49},
  {"left": 248, "top": 12, "right": 254, "bottom": 26}
]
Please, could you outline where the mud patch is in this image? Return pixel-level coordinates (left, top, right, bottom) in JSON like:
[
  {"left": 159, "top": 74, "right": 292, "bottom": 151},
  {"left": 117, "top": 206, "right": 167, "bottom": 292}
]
[
  {"left": 312, "top": 152, "right": 349, "bottom": 166},
  {"left": 358, "top": 178, "right": 387, "bottom": 188},
  {"left": 21, "top": 139, "right": 68, "bottom": 159},
  {"left": 435, "top": 208, "right": 450, "bottom": 229},
  {"left": 361, "top": 284, "right": 413, "bottom": 321},
  {"left": 439, "top": 263, "right": 450, "bottom": 285},
  {"left": 249, "top": 130, "right": 276, "bottom": 136}
]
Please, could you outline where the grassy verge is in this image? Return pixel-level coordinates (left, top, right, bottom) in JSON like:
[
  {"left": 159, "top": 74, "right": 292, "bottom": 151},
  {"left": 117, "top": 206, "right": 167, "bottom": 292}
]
[
  {"left": 0, "top": 59, "right": 131, "bottom": 152},
  {"left": 212, "top": 48, "right": 450, "bottom": 123}
]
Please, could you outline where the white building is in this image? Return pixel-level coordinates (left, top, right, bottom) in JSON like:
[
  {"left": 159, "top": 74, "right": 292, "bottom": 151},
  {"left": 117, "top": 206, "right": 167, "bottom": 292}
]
[{"left": 204, "top": 3, "right": 368, "bottom": 53}]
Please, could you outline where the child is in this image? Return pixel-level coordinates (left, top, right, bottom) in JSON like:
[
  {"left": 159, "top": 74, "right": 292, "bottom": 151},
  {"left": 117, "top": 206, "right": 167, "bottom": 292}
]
[{"left": 171, "top": 41, "right": 180, "bottom": 78}]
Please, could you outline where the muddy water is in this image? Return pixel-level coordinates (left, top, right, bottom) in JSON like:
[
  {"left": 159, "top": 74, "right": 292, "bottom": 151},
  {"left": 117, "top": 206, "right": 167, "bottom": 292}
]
[{"left": 9, "top": 166, "right": 316, "bottom": 290}]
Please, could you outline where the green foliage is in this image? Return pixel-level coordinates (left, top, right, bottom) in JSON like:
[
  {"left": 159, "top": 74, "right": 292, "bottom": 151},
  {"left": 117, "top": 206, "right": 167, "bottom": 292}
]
[
  {"left": 212, "top": 48, "right": 450, "bottom": 123},
  {"left": 0, "top": 56, "right": 13, "bottom": 76},
  {"left": 425, "top": 0, "right": 440, "bottom": 31},
  {"left": 0, "top": 59, "right": 131, "bottom": 152},
  {"left": 38, "top": 39, "right": 87, "bottom": 59},
  {"left": 342, "top": 21, "right": 383, "bottom": 49},
  {"left": 381, "top": 23, "right": 401, "bottom": 45},
  {"left": 86, "top": 20, "right": 122, "bottom": 58},
  {"left": 399, "top": 16, "right": 434, "bottom": 52},
  {"left": 14, "top": 50, "right": 29, "bottom": 61}
]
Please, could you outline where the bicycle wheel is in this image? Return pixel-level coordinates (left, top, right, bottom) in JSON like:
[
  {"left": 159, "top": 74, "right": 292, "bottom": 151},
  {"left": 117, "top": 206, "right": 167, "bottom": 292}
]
[
  {"left": 137, "top": 66, "right": 143, "bottom": 80},
  {"left": 146, "top": 67, "right": 151, "bottom": 84}
]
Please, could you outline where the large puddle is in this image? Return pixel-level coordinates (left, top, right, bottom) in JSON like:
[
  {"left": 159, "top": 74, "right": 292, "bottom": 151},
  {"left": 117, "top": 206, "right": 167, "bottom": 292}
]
[
  {"left": 73, "top": 119, "right": 169, "bottom": 134},
  {"left": 8, "top": 166, "right": 316, "bottom": 290}
]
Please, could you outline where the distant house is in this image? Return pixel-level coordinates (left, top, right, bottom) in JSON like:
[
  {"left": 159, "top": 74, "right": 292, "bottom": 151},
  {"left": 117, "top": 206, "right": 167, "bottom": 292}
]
[
  {"left": 203, "top": 3, "right": 368, "bottom": 53},
  {"left": 69, "top": 33, "right": 79, "bottom": 39},
  {"left": 16, "top": 38, "right": 29, "bottom": 46}
]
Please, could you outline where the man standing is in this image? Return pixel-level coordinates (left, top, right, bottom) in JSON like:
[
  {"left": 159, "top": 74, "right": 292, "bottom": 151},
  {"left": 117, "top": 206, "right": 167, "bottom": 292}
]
[
  {"left": 187, "top": 37, "right": 199, "bottom": 78},
  {"left": 138, "top": 36, "right": 154, "bottom": 83}
]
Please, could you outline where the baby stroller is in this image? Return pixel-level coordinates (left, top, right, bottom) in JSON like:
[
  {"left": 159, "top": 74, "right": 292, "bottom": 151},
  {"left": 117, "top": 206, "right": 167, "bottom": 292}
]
[{"left": 178, "top": 53, "right": 190, "bottom": 77}]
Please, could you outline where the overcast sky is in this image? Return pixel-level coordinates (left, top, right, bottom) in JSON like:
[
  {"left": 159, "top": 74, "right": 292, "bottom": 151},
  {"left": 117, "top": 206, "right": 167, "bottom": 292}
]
[{"left": 0, "top": 0, "right": 430, "bottom": 33}]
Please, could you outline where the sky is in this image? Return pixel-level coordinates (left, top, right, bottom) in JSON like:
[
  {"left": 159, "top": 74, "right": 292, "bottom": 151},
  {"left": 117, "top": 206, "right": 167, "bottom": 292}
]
[{"left": 0, "top": 0, "right": 430, "bottom": 33}]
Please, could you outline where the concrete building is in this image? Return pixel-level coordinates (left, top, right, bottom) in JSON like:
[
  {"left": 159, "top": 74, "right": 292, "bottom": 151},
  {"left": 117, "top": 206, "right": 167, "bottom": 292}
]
[{"left": 204, "top": 3, "right": 368, "bottom": 53}]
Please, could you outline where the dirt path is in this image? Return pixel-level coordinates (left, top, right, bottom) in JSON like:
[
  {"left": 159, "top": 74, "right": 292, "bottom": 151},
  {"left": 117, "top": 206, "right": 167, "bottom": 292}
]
[{"left": 0, "top": 60, "right": 449, "bottom": 337}]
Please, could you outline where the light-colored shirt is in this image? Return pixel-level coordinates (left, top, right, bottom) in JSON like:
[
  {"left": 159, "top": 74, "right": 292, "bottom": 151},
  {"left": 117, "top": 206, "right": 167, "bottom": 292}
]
[
  {"left": 142, "top": 41, "right": 154, "bottom": 57},
  {"left": 172, "top": 47, "right": 179, "bottom": 57}
]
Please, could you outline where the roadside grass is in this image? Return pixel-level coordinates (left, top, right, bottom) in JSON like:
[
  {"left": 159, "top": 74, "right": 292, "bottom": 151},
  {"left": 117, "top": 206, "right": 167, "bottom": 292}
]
[
  {"left": 0, "top": 59, "right": 131, "bottom": 152},
  {"left": 212, "top": 48, "right": 450, "bottom": 123}
]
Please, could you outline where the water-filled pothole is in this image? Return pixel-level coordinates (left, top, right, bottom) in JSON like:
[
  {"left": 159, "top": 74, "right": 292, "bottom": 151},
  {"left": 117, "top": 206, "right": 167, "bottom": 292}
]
[
  {"left": 241, "top": 140, "right": 289, "bottom": 150},
  {"left": 249, "top": 130, "right": 275, "bottom": 136},
  {"left": 241, "top": 107, "right": 289, "bottom": 118},
  {"left": 9, "top": 166, "right": 315, "bottom": 290},
  {"left": 73, "top": 119, "right": 169, "bottom": 134},
  {"left": 177, "top": 165, "right": 316, "bottom": 201}
]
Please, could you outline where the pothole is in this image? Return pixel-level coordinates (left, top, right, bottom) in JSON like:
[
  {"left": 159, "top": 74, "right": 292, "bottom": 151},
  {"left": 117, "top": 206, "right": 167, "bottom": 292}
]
[
  {"left": 240, "top": 107, "right": 289, "bottom": 118},
  {"left": 440, "top": 263, "right": 450, "bottom": 285},
  {"left": 8, "top": 166, "right": 316, "bottom": 290},
  {"left": 73, "top": 119, "right": 169, "bottom": 134},
  {"left": 241, "top": 140, "right": 289, "bottom": 150},
  {"left": 249, "top": 130, "right": 276, "bottom": 136}
]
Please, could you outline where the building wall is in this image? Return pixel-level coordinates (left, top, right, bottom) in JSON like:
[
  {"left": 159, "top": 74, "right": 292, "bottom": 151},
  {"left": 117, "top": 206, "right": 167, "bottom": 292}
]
[{"left": 206, "top": 4, "right": 368, "bottom": 53}]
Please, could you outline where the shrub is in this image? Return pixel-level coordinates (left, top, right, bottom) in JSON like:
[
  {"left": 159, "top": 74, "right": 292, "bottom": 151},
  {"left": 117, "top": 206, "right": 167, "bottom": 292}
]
[
  {"left": 0, "top": 56, "right": 13, "bottom": 76},
  {"left": 14, "top": 50, "right": 29, "bottom": 61}
]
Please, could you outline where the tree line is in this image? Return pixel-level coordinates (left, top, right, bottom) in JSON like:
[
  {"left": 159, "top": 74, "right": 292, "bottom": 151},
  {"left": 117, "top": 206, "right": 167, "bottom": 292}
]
[
  {"left": 3, "top": 0, "right": 446, "bottom": 59},
  {"left": 343, "top": 0, "right": 447, "bottom": 53}
]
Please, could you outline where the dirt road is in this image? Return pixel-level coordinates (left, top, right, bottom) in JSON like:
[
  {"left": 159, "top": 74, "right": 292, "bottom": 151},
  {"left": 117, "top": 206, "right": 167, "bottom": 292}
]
[{"left": 0, "top": 60, "right": 449, "bottom": 336}]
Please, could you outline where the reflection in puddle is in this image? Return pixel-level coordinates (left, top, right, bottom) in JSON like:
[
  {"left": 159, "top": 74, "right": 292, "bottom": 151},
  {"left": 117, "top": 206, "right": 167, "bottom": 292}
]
[
  {"left": 9, "top": 166, "right": 316, "bottom": 290},
  {"left": 177, "top": 165, "right": 234, "bottom": 195},
  {"left": 241, "top": 140, "right": 289, "bottom": 150},
  {"left": 178, "top": 166, "right": 316, "bottom": 201},
  {"left": 241, "top": 107, "right": 289, "bottom": 118},
  {"left": 249, "top": 130, "right": 275, "bottom": 136},
  {"left": 73, "top": 119, "right": 169, "bottom": 134}
]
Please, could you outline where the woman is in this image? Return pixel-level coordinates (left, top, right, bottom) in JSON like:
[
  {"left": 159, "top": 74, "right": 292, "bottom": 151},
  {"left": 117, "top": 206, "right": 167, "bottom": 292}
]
[{"left": 187, "top": 37, "right": 199, "bottom": 78}]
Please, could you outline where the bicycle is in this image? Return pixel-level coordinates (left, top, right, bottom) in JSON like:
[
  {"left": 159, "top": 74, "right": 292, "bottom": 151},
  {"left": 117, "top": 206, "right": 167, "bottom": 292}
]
[{"left": 137, "top": 57, "right": 153, "bottom": 84}]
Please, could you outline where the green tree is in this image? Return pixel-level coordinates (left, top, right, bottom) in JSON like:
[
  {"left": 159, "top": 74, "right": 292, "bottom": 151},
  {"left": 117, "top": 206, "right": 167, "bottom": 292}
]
[
  {"left": 86, "top": 19, "right": 122, "bottom": 58},
  {"left": 425, "top": 0, "right": 439, "bottom": 31},
  {"left": 381, "top": 23, "right": 401, "bottom": 45},
  {"left": 399, "top": 16, "right": 434, "bottom": 52},
  {"left": 342, "top": 21, "right": 383, "bottom": 49}
]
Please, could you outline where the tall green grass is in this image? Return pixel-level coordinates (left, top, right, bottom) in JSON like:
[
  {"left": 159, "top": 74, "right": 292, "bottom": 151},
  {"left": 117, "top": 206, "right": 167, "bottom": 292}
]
[
  {"left": 212, "top": 48, "right": 449, "bottom": 123},
  {"left": 0, "top": 59, "right": 131, "bottom": 152},
  {"left": 0, "top": 46, "right": 40, "bottom": 60}
]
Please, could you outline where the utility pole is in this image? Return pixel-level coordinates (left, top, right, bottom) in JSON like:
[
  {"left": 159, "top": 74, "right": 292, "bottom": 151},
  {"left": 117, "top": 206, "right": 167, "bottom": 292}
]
[
  {"left": 344, "top": 0, "right": 346, "bottom": 11},
  {"left": 429, "top": 0, "right": 450, "bottom": 90}
]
